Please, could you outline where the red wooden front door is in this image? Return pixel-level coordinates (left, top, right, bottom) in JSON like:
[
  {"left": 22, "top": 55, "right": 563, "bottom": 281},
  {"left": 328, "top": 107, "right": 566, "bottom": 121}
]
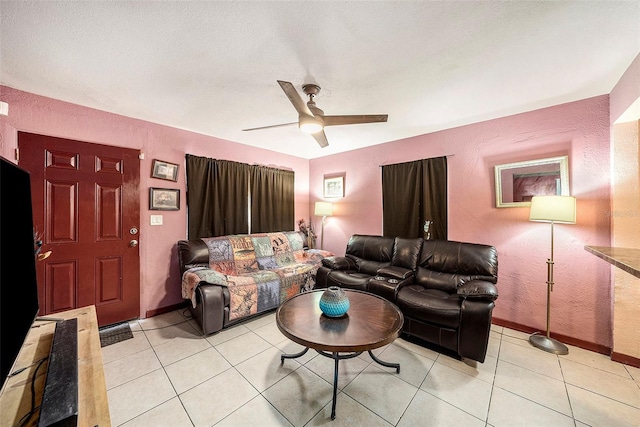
[{"left": 18, "top": 132, "right": 140, "bottom": 326}]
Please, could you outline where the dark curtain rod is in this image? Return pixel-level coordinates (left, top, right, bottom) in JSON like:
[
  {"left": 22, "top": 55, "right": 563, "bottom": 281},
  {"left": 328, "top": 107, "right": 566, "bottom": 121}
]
[{"left": 379, "top": 154, "right": 454, "bottom": 167}]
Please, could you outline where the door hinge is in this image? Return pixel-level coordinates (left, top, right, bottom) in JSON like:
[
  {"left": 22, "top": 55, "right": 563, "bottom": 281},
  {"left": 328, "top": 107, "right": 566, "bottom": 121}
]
[
  {"left": 139, "top": 152, "right": 145, "bottom": 160},
  {"left": 15, "top": 148, "right": 19, "bottom": 162}
]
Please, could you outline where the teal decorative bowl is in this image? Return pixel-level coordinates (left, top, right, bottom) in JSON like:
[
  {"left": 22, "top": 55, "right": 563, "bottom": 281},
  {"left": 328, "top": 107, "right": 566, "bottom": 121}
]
[{"left": 319, "top": 286, "right": 350, "bottom": 317}]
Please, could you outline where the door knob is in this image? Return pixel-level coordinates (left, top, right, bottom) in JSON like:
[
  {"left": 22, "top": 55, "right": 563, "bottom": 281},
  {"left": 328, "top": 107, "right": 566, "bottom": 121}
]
[
  {"left": 129, "top": 239, "right": 138, "bottom": 247},
  {"left": 37, "top": 250, "right": 52, "bottom": 261}
]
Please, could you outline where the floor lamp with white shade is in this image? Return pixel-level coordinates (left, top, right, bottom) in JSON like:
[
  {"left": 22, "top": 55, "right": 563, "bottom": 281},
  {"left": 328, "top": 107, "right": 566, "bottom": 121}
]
[
  {"left": 528, "top": 195, "right": 576, "bottom": 355},
  {"left": 314, "top": 202, "right": 333, "bottom": 250}
]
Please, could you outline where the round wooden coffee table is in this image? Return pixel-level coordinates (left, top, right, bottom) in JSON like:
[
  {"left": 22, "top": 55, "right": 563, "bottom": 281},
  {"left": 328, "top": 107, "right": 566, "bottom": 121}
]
[{"left": 276, "top": 289, "right": 404, "bottom": 420}]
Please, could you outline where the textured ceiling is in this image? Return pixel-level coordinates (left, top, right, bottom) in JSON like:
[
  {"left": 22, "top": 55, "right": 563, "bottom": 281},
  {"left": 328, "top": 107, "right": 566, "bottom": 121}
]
[{"left": 1, "top": 1, "right": 639, "bottom": 159}]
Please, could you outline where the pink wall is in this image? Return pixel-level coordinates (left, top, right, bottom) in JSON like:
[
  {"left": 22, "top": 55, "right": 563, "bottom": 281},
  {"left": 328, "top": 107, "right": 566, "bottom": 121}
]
[
  {"left": 0, "top": 86, "right": 310, "bottom": 318},
  {"left": 610, "top": 53, "right": 640, "bottom": 124},
  {"left": 310, "top": 95, "right": 612, "bottom": 347},
  {"left": 0, "top": 85, "right": 615, "bottom": 348}
]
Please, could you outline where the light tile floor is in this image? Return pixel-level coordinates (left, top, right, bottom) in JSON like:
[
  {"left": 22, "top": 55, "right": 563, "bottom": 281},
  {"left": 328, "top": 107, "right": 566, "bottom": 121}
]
[{"left": 102, "top": 309, "right": 640, "bottom": 426}]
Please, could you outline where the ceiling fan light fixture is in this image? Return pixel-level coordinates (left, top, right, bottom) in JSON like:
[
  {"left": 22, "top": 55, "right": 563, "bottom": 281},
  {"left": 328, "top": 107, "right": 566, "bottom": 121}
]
[
  {"left": 299, "top": 115, "right": 323, "bottom": 134},
  {"left": 243, "top": 81, "right": 387, "bottom": 147}
]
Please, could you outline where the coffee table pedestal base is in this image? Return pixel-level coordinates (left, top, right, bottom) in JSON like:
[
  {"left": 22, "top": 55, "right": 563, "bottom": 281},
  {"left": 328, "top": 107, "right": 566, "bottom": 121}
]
[{"left": 281, "top": 348, "right": 400, "bottom": 420}]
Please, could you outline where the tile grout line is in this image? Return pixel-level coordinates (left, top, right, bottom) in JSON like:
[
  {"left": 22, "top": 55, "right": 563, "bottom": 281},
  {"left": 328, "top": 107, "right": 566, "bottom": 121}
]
[{"left": 484, "top": 327, "right": 504, "bottom": 426}]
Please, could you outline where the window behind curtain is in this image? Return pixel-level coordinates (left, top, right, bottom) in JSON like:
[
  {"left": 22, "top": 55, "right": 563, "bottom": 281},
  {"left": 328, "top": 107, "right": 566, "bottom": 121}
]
[
  {"left": 250, "top": 166, "right": 294, "bottom": 233},
  {"left": 185, "top": 154, "right": 294, "bottom": 239},
  {"left": 382, "top": 156, "right": 447, "bottom": 239}
]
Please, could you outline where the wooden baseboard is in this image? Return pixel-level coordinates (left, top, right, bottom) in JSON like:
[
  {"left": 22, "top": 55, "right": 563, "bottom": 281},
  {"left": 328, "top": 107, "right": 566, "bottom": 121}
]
[
  {"left": 611, "top": 352, "right": 640, "bottom": 368},
  {"left": 145, "top": 301, "right": 188, "bottom": 319},
  {"left": 489, "top": 318, "right": 640, "bottom": 369},
  {"left": 492, "top": 317, "right": 611, "bottom": 356}
]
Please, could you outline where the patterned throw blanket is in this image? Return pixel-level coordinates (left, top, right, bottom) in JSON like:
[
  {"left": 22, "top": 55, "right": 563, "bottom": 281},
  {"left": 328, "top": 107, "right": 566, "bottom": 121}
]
[{"left": 181, "top": 232, "right": 333, "bottom": 321}]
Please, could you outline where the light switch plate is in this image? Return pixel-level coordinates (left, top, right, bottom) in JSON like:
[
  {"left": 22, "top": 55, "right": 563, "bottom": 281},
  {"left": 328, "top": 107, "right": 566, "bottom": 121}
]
[{"left": 150, "top": 214, "right": 163, "bottom": 226}]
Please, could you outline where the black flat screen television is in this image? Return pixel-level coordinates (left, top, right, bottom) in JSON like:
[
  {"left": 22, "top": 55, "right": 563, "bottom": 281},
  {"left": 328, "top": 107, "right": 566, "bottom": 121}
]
[{"left": 0, "top": 155, "right": 40, "bottom": 393}]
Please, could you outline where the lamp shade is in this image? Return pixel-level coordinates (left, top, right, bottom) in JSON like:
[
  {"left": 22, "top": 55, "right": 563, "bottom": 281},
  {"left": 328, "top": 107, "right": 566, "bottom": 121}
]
[
  {"left": 529, "top": 195, "right": 576, "bottom": 224},
  {"left": 314, "top": 201, "right": 333, "bottom": 216}
]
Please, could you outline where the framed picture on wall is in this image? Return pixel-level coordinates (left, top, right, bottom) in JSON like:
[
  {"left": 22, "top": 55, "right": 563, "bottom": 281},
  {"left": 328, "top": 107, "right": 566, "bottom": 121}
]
[
  {"left": 149, "top": 187, "right": 180, "bottom": 210},
  {"left": 151, "top": 159, "right": 179, "bottom": 182},
  {"left": 324, "top": 175, "right": 345, "bottom": 198},
  {"left": 494, "top": 155, "right": 569, "bottom": 208}
]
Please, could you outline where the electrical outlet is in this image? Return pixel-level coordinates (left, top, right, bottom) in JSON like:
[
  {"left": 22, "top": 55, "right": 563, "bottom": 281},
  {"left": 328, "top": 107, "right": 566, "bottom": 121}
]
[{"left": 150, "top": 215, "right": 163, "bottom": 226}]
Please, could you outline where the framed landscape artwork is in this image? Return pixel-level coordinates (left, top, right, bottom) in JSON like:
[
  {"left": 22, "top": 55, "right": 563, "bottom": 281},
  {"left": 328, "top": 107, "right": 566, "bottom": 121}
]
[
  {"left": 324, "top": 175, "right": 345, "bottom": 198},
  {"left": 149, "top": 187, "right": 180, "bottom": 210},
  {"left": 151, "top": 159, "right": 179, "bottom": 182}
]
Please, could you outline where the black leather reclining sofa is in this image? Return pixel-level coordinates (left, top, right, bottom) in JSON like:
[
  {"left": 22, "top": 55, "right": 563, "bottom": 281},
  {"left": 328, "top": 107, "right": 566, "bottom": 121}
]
[{"left": 316, "top": 235, "right": 498, "bottom": 363}]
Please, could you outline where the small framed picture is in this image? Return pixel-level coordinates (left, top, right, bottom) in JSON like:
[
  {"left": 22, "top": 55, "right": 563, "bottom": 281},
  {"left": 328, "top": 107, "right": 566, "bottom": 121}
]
[
  {"left": 149, "top": 187, "right": 180, "bottom": 210},
  {"left": 151, "top": 159, "right": 179, "bottom": 182},
  {"left": 324, "top": 175, "right": 345, "bottom": 198}
]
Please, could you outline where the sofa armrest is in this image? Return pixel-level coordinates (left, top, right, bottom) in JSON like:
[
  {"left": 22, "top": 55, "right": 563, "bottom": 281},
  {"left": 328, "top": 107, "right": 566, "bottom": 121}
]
[
  {"left": 457, "top": 280, "right": 498, "bottom": 302},
  {"left": 459, "top": 298, "right": 495, "bottom": 362},
  {"left": 368, "top": 275, "right": 413, "bottom": 302},
  {"left": 322, "top": 256, "right": 356, "bottom": 271},
  {"left": 178, "top": 239, "right": 210, "bottom": 275},
  {"left": 182, "top": 267, "right": 229, "bottom": 305},
  {"left": 376, "top": 265, "right": 414, "bottom": 280}
]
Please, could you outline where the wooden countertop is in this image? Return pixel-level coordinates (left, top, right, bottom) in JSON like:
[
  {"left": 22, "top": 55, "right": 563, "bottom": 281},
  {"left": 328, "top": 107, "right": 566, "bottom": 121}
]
[
  {"left": 584, "top": 245, "right": 640, "bottom": 279},
  {"left": 0, "top": 305, "right": 110, "bottom": 426}
]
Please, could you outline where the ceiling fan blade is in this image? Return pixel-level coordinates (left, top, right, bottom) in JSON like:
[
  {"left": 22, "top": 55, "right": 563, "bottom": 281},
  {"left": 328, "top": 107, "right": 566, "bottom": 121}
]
[
  {"left": 277, "top": 80, "right": 314, "bottom": 117},
  {"left": 311, "top": 130, "right": 329, "bottom": 148},
  {"left": 242, "top": 122, "right": 298, "bottom": 131},
  {"left": 323, "top": 114, "right": 388, "bottom": 127}
]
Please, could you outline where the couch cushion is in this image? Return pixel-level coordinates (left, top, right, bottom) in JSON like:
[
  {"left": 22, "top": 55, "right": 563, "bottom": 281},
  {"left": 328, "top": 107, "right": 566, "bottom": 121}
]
[
  {"left": 346, "top": 235, "right": 395, "bottom": 262},
  {"left": 282, "top": 231, "right": 305, "bottom": 250},
  {"left": 228, "top": 236, "right": 259, "bottom": 274},
  {"left": 326, "top": 270, "right": 371, "bottom": 291},
  {"left": 415, "top": 267, "right": 464, "bottom": 294},
  {"left": 348, "top": 256, "right": 391, "bottom": 276},
  {"left": 269, "top": 232, "right": 305, "bottom": 267},
  {"left": 201, "top": 237, "right": 237, "bottom": 275},
  {"left": 226, "top": 271, "right": 281, "bottom": 320},
  {"left": 199, "top": 236, "right": 259, "bottom": 275},
  {"left": 392, "top": 237, "right": 422, "bottom": 269},
  {"left": 396, "top": 284, "right": 461, "bottom": 328},
  {"left": 251, "top": 235, "right": 276, "bottom": 269},
  {"left": 419, "top": 240, "right": 498, "bottom": 280},
  {"left": 203, "top": 232, "right": 308, "bottom": 274},
  {"left": 416, "top": 240, "right": 498, "bottom": 293},
  {"left": 295, "top": 249, "right": 334, "bottom": 264}
]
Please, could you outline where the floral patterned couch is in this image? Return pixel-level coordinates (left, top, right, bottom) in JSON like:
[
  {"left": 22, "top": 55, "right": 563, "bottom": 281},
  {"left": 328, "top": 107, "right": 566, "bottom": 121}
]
[{"left": 179, "top": 231, "right": 332, "bottom": 335}]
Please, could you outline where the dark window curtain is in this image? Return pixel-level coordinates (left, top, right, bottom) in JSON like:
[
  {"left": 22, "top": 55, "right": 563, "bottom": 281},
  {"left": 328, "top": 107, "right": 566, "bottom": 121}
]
[
  {"left": 382, "top": 161, "right": 422, "bottom": 238},
  {"left": 216, "top": 160, "right": 250, "bottom": 236},
  {"left": 250, "top": 166, "right": 294, "bottom": 233},
  {"left": 422, "top": 157, "right": 448, "bottom": 240},
  {"left": 382, "top": 156, "right": 447, "bottom": 239},
  {"left": 185, "top": 155, "right": 249, "bottom": 238}
]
